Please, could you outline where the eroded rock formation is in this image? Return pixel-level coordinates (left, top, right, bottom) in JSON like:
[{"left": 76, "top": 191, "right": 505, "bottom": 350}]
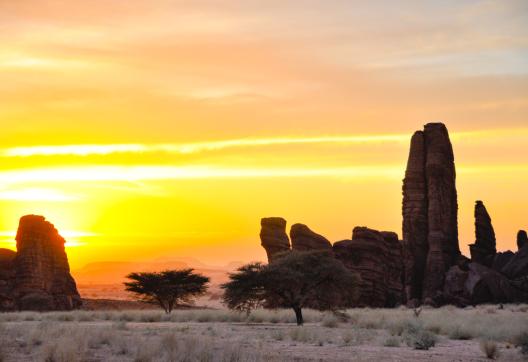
[
  {"left": 469, "top": 201, "right": 496, "bottom": 267},
  {"left": 518, "top": 230, "right": 527, "bottom": 251},
  {"left": 260, "top": 217, "right": 290, "bottom": 262},
  {"left": 0, "top": 215, "right": 81, "bottom": 311},
  {"left": 333, "top": 228, "right": 403, "bottom": 307},
  {"left": 290, "top": 224, "right": 332, "bottom": 252},
  {"left": 402, "top": 123, "right": 460, "bottom": 305},
  {"left": 444, "top": 263, "right": 528, "bottom": 305}
]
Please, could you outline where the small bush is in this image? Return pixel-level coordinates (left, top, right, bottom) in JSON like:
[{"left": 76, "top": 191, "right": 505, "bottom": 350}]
[
  {"left": 403, "top": 321, "right": 436, "bottom": 350},
  {"left": 513, "top": 331, "right": 528, "bottom": 355},
  {"left": 321, "top": 313, "right": 340, "bottom": 328},
  {"left": 480, "top": 340, "right": 499, "bottom": 359},
  {"left": 412, "top": 330, "right": 437, "bottom": 350},
  {"left": 383, "top": 336, "right": 401, "bottom": 347},
  {"left": 448, "top": 325, "right": 473, "bottom": 340}
]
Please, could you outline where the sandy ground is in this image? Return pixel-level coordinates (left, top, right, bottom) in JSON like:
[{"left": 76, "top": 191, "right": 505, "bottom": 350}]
[{"left": 1, "top": 319, "right": 525, "bottom": 361}]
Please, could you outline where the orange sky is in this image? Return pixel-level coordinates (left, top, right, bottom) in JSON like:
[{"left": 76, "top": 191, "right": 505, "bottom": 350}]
[{"left": 0, "top": 1, "right": 527, "bottom": 269}]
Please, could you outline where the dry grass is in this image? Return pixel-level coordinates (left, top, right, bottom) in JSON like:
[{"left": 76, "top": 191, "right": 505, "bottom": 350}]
[
  {"left": 0, "top": 305, "right": 527, "bottom": 361},
  {"left": 480, "top": 340, "right": 499, "bottom": 359}
]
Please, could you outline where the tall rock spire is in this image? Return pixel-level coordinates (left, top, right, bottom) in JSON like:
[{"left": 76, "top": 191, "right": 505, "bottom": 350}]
[
  {"left": 402, "top": 131, "right": 428, "bottom": 305},
  {"left": 469, "top": 201, "right": 496, "bottom": 266},
  {"left": 402, "top": 123, "right": 460, "bottom": 305}
]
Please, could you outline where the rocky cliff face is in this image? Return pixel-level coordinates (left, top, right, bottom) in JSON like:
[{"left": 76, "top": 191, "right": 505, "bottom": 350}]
[
  {"left": 0, "top": 215, "right": 81, "bottom": 311},
  {"left": 260, "top": 219, "right": 403, "bottom": 307},
  {"left": 260, "top": 217, "right": 291, "bottom": 262},
  {"left": 402, "top": 123, "right": 460, "bottom": 306},
  {"left": 333, "top": 227, "right": 403, "bottom": 307},
  {"left": 469, "top": 201, "right": 496, "bottom": 267}
]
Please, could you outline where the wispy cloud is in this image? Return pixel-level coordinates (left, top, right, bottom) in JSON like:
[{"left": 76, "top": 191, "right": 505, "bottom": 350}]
[
  {"left": 0, "top": 165, "right": 405, "bottom": 185},
  {"left": 0, "top": 187, "right": 79, "bottom": 201},
  {"left": 3, "top": 128, "right": 527, "bottom": 158}
]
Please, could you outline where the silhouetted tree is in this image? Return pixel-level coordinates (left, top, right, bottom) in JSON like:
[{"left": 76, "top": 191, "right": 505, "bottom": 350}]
[
  {"left": 124, "top": 269, "right": 209, "bottom": 313},
  {"left": 222, "top": 251, "right": 360, "bottom": 325}
]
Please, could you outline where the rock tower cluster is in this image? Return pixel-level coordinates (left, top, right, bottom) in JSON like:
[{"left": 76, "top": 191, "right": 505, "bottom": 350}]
[
  {"left": 260, "top": 122, "right": 528, "bottom": 307},
  {"left": 0, "top": 215, "right": 81, "bottom": 311}
]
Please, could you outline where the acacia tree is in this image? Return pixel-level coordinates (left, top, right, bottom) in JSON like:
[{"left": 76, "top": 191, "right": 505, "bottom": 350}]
[
  {"left": 222, "top": 251, "right": 360, "bottom": 325},
  {"left": 124, "top": 269, "right": 209, "bottom": 313}
]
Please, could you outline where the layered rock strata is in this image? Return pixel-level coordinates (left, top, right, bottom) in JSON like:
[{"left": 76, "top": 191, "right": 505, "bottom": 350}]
[
  {"left": 0, "top": 215, "right": 81, "bottom": 311},
  {"left": 402, "top": 123, "right": 460, "bottom": 305}
]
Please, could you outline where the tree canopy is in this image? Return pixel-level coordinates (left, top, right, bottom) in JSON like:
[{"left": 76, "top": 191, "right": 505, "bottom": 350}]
[
  {"left": 124, "top": 269, "right": 209, "bottom": 313},
  {"left": 222, "top": 251, "right": 360, "bottom": 325}
]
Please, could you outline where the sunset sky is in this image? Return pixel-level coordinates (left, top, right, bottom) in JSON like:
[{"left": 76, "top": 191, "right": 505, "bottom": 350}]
[{"left": 0, "top": 1, "right": 527, "bottom": 269}]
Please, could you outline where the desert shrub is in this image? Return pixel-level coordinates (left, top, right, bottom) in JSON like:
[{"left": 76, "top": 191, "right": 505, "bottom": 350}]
[
  {"left": 383, "top": 336, "right": 401, "bottom": 347},
  {"left": 412, "top": 330, "right": 437, "bottom": 350},
  {"left": 448, "top": 325, "right": 473, "bottom": 340},
  {"left": 402, "top": 320, "right": 436, "bottom": 350},
  {"left": 321, "top": 313, "right": 340, "bottom": 328},
  {"left": 480, "top": 340, "right": 499, "bottom": 359},
  {"left": 513, "top": 331, "right": 528, "bottom": 355}
]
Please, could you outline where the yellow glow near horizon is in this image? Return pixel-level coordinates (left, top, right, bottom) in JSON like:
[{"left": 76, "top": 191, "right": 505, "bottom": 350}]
[{"left": 1, "top": 0, "right": 527, "bottom": 274}]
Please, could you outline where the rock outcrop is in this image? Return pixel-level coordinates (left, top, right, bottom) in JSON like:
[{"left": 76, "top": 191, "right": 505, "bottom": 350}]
[
  {"left": 518, "top": 230, "right": 527, "bottom": 251},
  {"left": 0, "top": 249, "right": 16, "bottom": 310},
  {"left": 444, "top": 263, "right": 528, "bottom": 305},
  {"left": 290, "top": 224, "right": 332, "bottom": 252},
  {"left": 0, "top": 215, "right": 81, "bottom": 311},
  {"left": 501, "top": 244, "right": 528, "bottom": 280},
  {"left": 333, "top": 227, "right": 403, "bottom": 307},
  {"left": 402, "top": 123, "right": 460, "bottom": 305},
  {"left": 469, "top": 201, "right": 496, "bottom": 267},
  {"left": 260, "top": 217, "right": 291, "bottom": 262}
]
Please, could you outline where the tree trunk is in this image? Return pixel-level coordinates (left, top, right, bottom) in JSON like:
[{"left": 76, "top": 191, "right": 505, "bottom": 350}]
[{"left": 293, "top": 306, "right": 304, "bottom": 326}]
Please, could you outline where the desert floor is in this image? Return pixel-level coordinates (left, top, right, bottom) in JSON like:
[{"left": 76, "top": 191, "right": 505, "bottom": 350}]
[{"left": 1, "top": 305, "right": 527, "bottom": 361}]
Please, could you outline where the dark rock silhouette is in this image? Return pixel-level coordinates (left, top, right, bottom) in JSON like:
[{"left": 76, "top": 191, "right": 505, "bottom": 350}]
[
  {"left": 469, "top": 201, "right": 496, "bottom": 267},
  {"left": 444, "top": 263, "right": 528, "bottom": 305},
  {"left": 501, "top": 243, "right": 528, "bottom": 280},
  {"left": 260, "top": 217, "right": 290, "bottom": 262},
  {"left": 492, "top": 251, "right": 515, "bottom": 272},
  {"left": 402, "top": 122, "right": 460, "bottom": 306},
  {"left": 0, "top": 249, "right": 16, "bottom": 310},
  {"left": 518, "top": 230, "right": 527, "bottom": 251},
  {"left": 333, "top": 227, "right": 403, "bottom": 307},
  {"left": 290, "top": 224, "right": 332, "bottom": 252},
  {"left": 258, "top": 122, "right": 528, "bottom": 307},
  {"left": 0, "top": 215, "right": 82, "bottom": 311},
  {"left": 402, "top": 131, "right": 428, "bottom": 305}
]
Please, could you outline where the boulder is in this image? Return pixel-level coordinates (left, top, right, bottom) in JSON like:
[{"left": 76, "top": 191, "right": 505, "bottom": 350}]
[
  {"left": 501, "top": 244, "right": 528, "bottom": 280},
  {"left": 260, "top": 217, "right": 291, "bottom": 262},
  {"left": 444, "top": 263, "right": 528, "bottom": 305},
  {"left": 469, "top": 201, "right": 496, "bottom": 267},
  {"left": 290, "top": 224, "right": 332, "bottom": 252}
]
